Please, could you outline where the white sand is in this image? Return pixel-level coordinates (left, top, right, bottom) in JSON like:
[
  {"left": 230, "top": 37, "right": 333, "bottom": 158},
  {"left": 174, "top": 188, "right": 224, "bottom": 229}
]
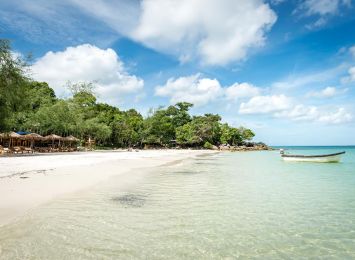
[{"left": 0, "top": 150, "right": 213, "bottom": 226}]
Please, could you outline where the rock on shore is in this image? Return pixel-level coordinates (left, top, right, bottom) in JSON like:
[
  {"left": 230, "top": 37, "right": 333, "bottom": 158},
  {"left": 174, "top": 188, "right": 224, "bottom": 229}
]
[{"left": 218, "top": 142, "right": 272, "bottom": 151}]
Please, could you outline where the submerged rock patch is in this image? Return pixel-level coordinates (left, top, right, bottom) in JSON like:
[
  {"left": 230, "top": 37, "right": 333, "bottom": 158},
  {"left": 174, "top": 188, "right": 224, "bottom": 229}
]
[{"left": 112, "top": 194, "right": 147, "bottom": 208}]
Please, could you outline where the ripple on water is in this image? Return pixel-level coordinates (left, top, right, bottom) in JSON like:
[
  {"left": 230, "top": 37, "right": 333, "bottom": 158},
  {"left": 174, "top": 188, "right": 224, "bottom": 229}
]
[{"left": 1, "top": 149, "right": 355, "bottom": 259}]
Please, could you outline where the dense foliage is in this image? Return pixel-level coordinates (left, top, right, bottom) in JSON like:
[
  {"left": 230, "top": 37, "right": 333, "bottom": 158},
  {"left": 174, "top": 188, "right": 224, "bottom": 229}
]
[{"left": 0, "top": 39, "right": 255, "bottom": 148}]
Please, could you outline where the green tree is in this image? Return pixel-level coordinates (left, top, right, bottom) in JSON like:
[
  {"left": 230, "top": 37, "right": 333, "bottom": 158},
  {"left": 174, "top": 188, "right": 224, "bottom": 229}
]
[
  {"left": 111, "top": 109, "right": 143, "bottom": 147},
  {"left": 25, "top": 100, "right": 79, "bottom": 136},
  {"left": 27, "top": 81, "right": 56, "bottom": 110},
  {"left": 239, "top": 127, "right": 255, "bottom": 141},
  {"left": 220, "top": 123, "right": 243, "bottom": 145},
  {"left": 0, "top": 38, "right": 258, "bottom": 148},
  {"left": 0, "top": 39, "right": 30, "bottom": 131},
  {"left": 142, "top": 108, "right": 175, "bottom": 145},
  {"left": 83, "top": 118, "right": 112, "bottom": 145},
  {"left": 170, "top": 102, "right": 193, "bottom": 128},
  {"left": 176, "top": 114, "right": 222, "bottom": 146},
  {"left": 176, "top": 123, "right": 200, "bottom": 146}
]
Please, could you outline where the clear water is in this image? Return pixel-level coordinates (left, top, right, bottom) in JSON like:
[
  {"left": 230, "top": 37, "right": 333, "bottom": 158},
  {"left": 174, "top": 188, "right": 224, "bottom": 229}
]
[{"left": 1, "top": 147, "right": 355, "bottom": 259}]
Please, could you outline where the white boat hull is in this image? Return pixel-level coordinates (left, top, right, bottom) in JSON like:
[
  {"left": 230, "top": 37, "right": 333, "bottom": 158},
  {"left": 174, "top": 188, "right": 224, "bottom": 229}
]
[{"left": 282, "top": 154, "right": 342, "bottom": 163}]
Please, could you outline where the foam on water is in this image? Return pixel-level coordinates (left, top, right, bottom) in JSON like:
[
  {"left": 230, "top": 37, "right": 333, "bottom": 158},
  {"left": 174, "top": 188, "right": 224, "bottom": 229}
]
[{"left": 0, "top": 147, "right": 355, "bottom": 259}]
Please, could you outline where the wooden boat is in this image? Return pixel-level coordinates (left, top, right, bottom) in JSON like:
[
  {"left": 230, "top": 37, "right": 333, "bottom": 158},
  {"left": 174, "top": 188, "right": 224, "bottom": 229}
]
[{"left": 281, "top": 151, "right": 345, "bottom": 163}]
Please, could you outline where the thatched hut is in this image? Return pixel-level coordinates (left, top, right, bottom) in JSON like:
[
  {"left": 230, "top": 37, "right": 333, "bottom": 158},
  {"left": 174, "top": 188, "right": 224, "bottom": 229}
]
[
  {"left": 63, "top": 135, "right": 79, "bottom": 142},
  {"left": 0, "top": 133, "right": 4, "bottom": 144},
  {"left": 24, "top": 133, "right": 44, "bottom": 148},
  {"left": 8, "top": 132, "right": 25, "bottom": 147},
  {"left": 63, "top": 135, "right": 80, "bottom": 151},
  {"left": 44, "top": 134, "right": 63, "bottom": 149}
]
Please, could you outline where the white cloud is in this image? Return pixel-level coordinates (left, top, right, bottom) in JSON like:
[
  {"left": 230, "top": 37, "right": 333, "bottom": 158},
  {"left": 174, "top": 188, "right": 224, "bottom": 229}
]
[
  {"left": 32, "top": 44, "right": 143, "bottom": 105},
  {"left": 277, "top": 105, "right": 352, "bottom": 124},
  {"left": 70, "top": 0, "right": 277, "bottom": 66},
  {"left": 302, "top": 0, "right": 340, "bottom": 16},
  {"left": 269, "top": 0, "right": 285, "bottom": 5},
  {"left": 239, "top": 94, "right": 292, "bottom": 114},
  {"left": 342, "top": 66, "right": 355, "bottom": 83},
  {"left": 225, "top": 82, "right": 261, "bottom": 100},
  {"left": 306, "top": 86, "right": 347, "bottom": 98},
  {"left": 275, "top": 105, "right": 319, "bottom": 121},
  {"left": 349, "top": 67, "right": 355, "bottom": 81},
  {"left": 155, "top": 74, "right": 223, "bottom": 106},
  {"left": 3, "top": 0, "right": 277, "bottom": 66},
  {"left": 295, "top": 0, "right": 352, "bottom": 28},
  {"left": 350, "top": 45, "right": 355, "bottom": 57},
  {"left": 272, "top": 64, "right": 347, "bottom": 89},
  {"left": 318, "top": 108, "right": 353, "bottom": 124},
  {"left": 239, "top": 94, "right": 353, "bottom": 124},
  {"left": 305, "top": 17, "right": 327, "bottom": 29},
  {"left": 134, "top": 0, "right": 277, "bottom": 65},
  {"left": 68, "top": 0, "right": 141, "bottom": 36},
  {"left": 0, "top": 0, "right": 117, "bottom": 46}
]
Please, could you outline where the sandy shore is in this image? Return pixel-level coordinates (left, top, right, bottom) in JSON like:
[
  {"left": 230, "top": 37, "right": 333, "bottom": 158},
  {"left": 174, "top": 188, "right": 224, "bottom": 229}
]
[{"left": 0, "top": 150, "right": 213, "bottom": 227}]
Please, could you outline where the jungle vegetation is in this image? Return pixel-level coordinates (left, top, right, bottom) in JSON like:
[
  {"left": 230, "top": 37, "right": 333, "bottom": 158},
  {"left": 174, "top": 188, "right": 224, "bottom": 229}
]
[{"left": 0, "top": 39, "right": 255, "bottom": 148}]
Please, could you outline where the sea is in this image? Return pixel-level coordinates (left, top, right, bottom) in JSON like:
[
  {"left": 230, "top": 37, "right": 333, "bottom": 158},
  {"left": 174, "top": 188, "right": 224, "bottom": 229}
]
[{"left": 0, "top": 146, "right": 355, "bottom": 259}]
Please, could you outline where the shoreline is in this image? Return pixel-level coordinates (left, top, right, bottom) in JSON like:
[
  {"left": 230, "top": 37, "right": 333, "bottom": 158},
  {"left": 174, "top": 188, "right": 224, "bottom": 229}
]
[{"left": 0, "top": 150, "right": 216, "bottom": 227}]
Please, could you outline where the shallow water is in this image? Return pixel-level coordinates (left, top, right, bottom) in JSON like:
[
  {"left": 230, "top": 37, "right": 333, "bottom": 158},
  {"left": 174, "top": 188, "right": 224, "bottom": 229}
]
[{"left": 1, "top": 147, "right": 355, "bottom": 259}]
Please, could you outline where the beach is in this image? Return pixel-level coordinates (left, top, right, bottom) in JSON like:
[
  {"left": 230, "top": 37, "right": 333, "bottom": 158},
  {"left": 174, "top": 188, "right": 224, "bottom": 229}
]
[
  {"left": 1, "top": 147, "right": 355, "bottom": 258},
  {"left": 0, "top": 150, "right": 214, "bottom": 227}
]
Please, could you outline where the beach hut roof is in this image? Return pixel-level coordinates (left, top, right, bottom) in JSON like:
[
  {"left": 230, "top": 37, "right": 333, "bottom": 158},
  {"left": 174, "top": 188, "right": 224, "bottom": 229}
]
[
  {"left": 9, "top": 131, "right": 22, "bottom": 138},
  {"left": 44, "top": 134, "right": 62, "bottom": 140},
  {"left": 63, "top": 135, "right": 79, "bottom": 142},
  {"left": 24, "top": 133, "right": 43, "bottom": 140},
  {"left": 16, "top": 131, "right": 31, "bottom": 135}
]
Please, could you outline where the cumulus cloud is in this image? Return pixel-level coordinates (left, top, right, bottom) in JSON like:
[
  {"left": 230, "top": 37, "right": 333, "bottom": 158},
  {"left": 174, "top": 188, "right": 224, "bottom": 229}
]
[
  {"left": 275, "top": 105, "right": 319, "bottom": 121},
  {"left": 155, "top": 74, "right": 223, "bottom": 106},
  {"left": 306, "top": 86, "right": 347, "bottom": 98},
  {"left": 32, "top": 44, "right": 143, "bottom": 105},
  {"left": 3, "top": 0, "right": 278, "bottom": 65},
  {"left": 133, "top": 0, "right": 277, "bottom": 65},
  {"left": 225, "top": 83, "right": 261, "bottom": 101},
  {"left": 239, "top": 94, "right": 352, "bottom": 124},
  {"left": 239, "top": 94, "right": 292, "bottom": 114},
  {"left": 276, "top": 106, "right": 352, "bottom": 124},
  {"left": 155, "top": 75, "right": 263, "bottom": 106},
  {"left": 68, "top": 0, "right": 277, "bottom": 66},
  {"left": 318, "top": 108, "right": 353, "bottom": 124}
]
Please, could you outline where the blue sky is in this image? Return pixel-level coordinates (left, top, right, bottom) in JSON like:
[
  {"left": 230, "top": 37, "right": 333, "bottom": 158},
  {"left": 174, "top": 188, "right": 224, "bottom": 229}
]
[{"left": 1, "top": 0, "right": 355, "bottom": 145}]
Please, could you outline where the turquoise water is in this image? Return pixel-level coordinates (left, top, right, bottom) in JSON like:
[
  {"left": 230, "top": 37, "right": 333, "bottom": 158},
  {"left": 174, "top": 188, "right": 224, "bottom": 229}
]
[{"left": 1, "top": 147, "right": 355, "bottom": 259}]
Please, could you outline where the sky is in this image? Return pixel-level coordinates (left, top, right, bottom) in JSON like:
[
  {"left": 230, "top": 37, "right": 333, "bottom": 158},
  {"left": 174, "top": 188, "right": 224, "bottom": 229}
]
[{"left": 1, "top": 0, "right": 355, "bottom": 145}]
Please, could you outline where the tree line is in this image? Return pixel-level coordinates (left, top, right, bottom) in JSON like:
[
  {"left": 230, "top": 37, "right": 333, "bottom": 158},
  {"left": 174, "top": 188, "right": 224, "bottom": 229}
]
[{"left": 0, "top": 39, "right": 255, "bottom": 148}]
